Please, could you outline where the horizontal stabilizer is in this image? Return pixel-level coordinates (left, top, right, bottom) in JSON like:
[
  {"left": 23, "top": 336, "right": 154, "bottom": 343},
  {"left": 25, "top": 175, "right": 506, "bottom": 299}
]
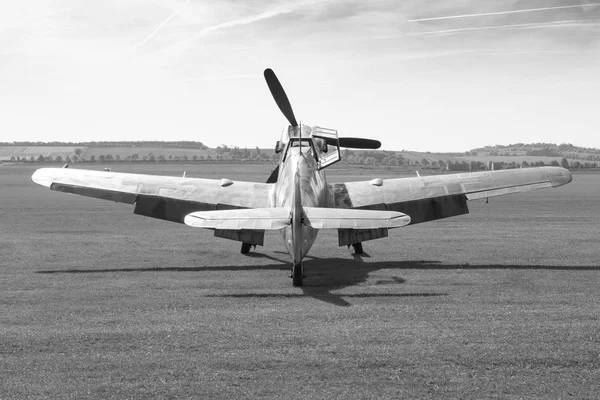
[
  {"left": 303, "top": 207, "right": 410, "bottom": 229},
  {"left": 185, "top": 208, "right": 290, "bottom": 230},
  {"left": 185, "top": 207, "right": 410, "bottom": 230}
]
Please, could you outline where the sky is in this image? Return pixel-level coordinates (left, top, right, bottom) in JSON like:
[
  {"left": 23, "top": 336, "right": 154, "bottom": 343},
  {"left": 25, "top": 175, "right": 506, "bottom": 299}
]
[{"left": 1, "top": 0, "right": 599, "bottom": 151}]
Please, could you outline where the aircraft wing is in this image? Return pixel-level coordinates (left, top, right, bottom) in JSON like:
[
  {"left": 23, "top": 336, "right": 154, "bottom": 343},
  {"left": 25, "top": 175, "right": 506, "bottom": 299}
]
[
  {"left": 32, "top": 168, "right": 272, "bottom": 224},
  {"left": 329, "top": 166, "right": 572, "bottom": 225}
]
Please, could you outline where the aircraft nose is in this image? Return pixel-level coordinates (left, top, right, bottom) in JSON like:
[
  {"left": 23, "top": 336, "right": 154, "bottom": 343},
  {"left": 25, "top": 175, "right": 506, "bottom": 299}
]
[{"left": 547, "top": 167, "right": 573, "bottom": 187}]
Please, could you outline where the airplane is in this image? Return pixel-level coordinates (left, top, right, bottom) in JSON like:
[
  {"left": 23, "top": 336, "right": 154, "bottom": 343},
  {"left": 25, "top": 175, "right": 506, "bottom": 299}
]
[{"left": 32, "top": 68, "right": 573, "bottom": 286}]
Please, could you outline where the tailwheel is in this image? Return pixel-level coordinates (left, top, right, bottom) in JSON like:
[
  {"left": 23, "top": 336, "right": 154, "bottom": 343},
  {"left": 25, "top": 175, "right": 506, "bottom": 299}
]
[
  {"left": 240, "top": 243, "right": 253, "bottom": 254},
  {"left": 352, "top": 242, "right": 364, "bottom": 254},
  {"left": 292, "top": 263, "right": 303, "bottom": 287}
]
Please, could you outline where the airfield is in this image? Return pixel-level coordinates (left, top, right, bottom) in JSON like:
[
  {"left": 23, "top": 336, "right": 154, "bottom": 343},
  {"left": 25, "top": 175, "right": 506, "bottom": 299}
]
[{"left": 2, "top": 162, "right": 599, "bottom": 399}]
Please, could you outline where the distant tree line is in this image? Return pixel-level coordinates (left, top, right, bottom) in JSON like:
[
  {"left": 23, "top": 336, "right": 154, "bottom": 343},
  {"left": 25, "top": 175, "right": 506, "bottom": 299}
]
[
  {"left": 215, "top": 145, "right": 279, "bottom": 161},
  {"left": 472, "top": 142, "right": 600, "bottom": 161},
  {"left": 8, "top": 148, "right": 278, "bottom": 164},
  {"left": 5, "top": 147, "right": 600, "bottom": 170},
  {"left": 0, "top": 141, "right": 208, "bottom": 149},
  {"left": 10, "top": 154, "right": 226, "bottom": 164}
]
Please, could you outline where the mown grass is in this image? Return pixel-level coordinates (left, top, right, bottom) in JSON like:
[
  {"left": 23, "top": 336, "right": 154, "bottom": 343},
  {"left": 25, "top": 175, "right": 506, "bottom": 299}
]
[{"left": 1, "top": 164, "right": 599, "bottom": 399}]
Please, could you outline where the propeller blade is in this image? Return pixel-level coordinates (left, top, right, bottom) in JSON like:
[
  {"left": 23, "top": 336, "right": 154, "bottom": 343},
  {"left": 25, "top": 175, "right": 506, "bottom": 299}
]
[
  {"left": 325, "top": 137, "right": 381, "bottom": 149},
  {"left": 264, "top": 68, "right": 298, "bottom": 127},
  {"left": 266, "top": 165, "right": 279, "bottom": 184}
]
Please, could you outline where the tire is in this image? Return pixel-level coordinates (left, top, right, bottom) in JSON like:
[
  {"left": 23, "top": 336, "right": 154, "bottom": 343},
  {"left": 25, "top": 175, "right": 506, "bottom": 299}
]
[
  {"left": 240, "top": 243, "right": 252, "bottom": 254},
  {"left": 292, "top": 263, "right": 303, "bottom": 287},
  {"left": 352, "top": 243, "right": 363, "bottom": 254}
]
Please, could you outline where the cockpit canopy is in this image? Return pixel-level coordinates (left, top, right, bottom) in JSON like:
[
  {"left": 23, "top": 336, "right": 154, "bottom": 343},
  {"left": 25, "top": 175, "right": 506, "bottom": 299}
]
[
  {"left": 289, "top": 138, "right": 313, "bottom": 148},
  {"left": 278, "top": 124, "right": 341, "bottom": 170},
  {"left": 287, "top": 124, "right": 313, "bottom": 139}
]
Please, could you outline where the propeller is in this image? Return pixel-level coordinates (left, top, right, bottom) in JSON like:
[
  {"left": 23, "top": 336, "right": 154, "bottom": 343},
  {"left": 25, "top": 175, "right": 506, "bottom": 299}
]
[
  {"left": 264, "top": 68, "right": 298, "bottom": 127},
  {"left": 266, "top": 165, "right": 279, "bottom": 184},
  {"left": 335, "top": 137, "right": 381, "bottom": 149},
  {"left": 264, "top": 67, "right": 382, "bottom": 154}
]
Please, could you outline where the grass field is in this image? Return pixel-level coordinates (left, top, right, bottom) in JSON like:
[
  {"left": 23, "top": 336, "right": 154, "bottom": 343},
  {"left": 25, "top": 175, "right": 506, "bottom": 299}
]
[{"left": 1, "top": 163, "right": 599, "bottom": 399}]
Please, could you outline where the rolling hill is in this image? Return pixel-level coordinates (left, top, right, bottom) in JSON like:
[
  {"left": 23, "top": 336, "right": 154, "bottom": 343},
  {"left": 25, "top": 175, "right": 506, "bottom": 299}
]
[{"left": 1, "top": 141, "right": 598, "bottom": 170}]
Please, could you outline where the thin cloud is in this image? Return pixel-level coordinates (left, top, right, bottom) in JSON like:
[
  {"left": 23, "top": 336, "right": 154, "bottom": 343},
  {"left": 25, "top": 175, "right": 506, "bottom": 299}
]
[
  {"left": 131, "top": 0, "right": 190, "bottom": 51},
  {"left": 408, "top": 3, "right": 600, "bottom": 22},
  {"left": 483, "top": 49, "right": 580, "bottom": 56}
]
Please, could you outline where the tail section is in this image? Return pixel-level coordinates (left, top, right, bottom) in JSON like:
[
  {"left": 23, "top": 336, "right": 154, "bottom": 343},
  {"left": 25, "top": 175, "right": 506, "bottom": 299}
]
[
  {"left": 184, "top": 207, "right": 410, "bottom": 231},
  {"left": 303, "top": 207, "right": 410, "bottom": 229},
  {"left": 184, "top": 208, "right": 290, "bottom": 230}
]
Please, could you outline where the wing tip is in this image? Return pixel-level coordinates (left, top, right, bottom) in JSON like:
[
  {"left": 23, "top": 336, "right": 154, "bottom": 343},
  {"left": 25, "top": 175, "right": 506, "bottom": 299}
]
[
  {"left": 31, "top": 168, "right": 55, "bottom": 187},
  {"left": 547, "top": 166, "right": 572, "bottom": 187},
  {"left": 183, "top": 214, "right": 204, "bottom": 228},
  {"left": 391, "top": 213, "right": 412, "bottom": 227}
]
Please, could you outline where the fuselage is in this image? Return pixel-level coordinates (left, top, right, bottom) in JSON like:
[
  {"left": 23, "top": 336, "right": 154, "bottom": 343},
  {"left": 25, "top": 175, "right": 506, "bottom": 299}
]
[{"left": 272, "top": 127, "right": 329, "bottom": 264}]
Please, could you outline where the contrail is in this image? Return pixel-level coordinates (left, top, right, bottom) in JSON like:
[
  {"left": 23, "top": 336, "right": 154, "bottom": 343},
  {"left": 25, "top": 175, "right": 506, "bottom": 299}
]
[
  {"left": 408, "top": 3, "right": 600, "bottom": 22},
  {"left": 131, "top": 0, "right": 190, "bottom": 51},
  {"left": 189, "top": 8, "right": 287, "bottom": 39},
  {"left": 165, "top": 8, "right": 291, "bottom": 54},
  {"left": 397, "top": 49, "right": 480, "bottom": 60},
  {"left": 409, "top": 19, "right": 597, "bottom": 36},
  {"left": 153, "top": 0, "right": 322, "bottom": 56}
]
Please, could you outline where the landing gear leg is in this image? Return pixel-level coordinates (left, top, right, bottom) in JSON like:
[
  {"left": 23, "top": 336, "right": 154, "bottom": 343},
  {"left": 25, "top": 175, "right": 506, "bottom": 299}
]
[
  {"left": 292, "top": 263, "right": 303, "bottom": 287},
  {"left": 240, "top": 243, "right": 253, "bottom": 254},
  {"left": 352, "top": 242, "right": 363, "bottom": 254}
]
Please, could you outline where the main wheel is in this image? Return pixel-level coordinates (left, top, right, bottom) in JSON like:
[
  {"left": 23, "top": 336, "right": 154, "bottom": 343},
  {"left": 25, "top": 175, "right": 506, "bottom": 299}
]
[
  {"left": 240, "top": 243, "right": 252, "bottom": 254},
  {"left": 292, "top": 263, "right": 303, "bottom": 287},
  {"left": 352, "top": 243, "right": 363, "bottom": 254}
]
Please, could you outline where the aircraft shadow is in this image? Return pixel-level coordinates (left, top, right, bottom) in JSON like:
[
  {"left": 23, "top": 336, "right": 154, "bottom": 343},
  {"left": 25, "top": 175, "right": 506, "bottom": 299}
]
[
  {"left": 36, "top": 264, "right": 290, "bottom": 274},
  {"left": 36, "top": 257, "right": 599, "bottom": 307},
  {"left": 202, "top": 257, "right": 599, "bottom": 306},
  {"left": 205, "top": 293, "right": 443, "bottom": 307}
]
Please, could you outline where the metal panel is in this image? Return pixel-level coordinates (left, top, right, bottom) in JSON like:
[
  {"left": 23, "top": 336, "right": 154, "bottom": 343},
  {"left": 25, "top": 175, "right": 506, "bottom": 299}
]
[
  {"left": 303, "top": 207, "right": 410, "bottom": 229},
  {"left": 338, "top": 228, "right": 388, "bottom": 246},
  {"left": 185, "top": 208, "right": 290, "bottom": 230},
  {"left": 33, "top": 167, "right": 273, "bottom": 209},
  {"left": 466, "top": 182, "right": 553, "bottom": 200},
  {"left": 312, "top": 126, "right": 340, "bottom": 169},
  {"left": 385, "top": 194, "right": 469, "bottom": 225},
  {"left": 214, "top": 229, "right": 265, "bottom": 246},
  {"left": 134, "top": 195, "right": 228, "bottom": 224},
  {"left": 330, "top": 166, "right": 572, "bottom": 225},
  {"left": 50, "top": 183, "right": 137, "bottom": 204}
]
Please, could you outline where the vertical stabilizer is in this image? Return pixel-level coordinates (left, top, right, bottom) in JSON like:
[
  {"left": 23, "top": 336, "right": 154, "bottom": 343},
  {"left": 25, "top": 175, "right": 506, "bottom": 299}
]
[{"left": 291, "top": 162, "right": 303, "bottom": 265}]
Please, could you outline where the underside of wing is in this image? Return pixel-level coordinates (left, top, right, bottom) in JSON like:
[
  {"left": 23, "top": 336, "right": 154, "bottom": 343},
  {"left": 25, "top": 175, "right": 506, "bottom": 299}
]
[
  {"left": 32, "top": 167, "right": 272, "bottom": 224},
  {"left": 329, "top": 166, "right": 572, "bottom": 225}
]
